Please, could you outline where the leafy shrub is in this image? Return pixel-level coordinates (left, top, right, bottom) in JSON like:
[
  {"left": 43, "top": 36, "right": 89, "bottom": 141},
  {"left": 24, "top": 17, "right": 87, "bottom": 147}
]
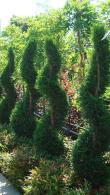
[
  {"left": 0, "top": 127, "right": 16, "bottom": 152},
  {"left": 23, "top": 159, "right": 69, "bottom": 195},
  {"left": 63, "top": 183, "right": 91, "bottom": 195},
  {"left": 0, "top": 146, "right": 38, "bottom": 191},
  {"left": 23, "top": 157, "right": 92, "bottom": 195}
]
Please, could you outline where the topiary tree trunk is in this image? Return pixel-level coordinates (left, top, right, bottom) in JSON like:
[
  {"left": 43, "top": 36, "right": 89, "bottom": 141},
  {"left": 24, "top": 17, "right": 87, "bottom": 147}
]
[
  {"left": 72, "top": 24, "right": 110, "bottom": 188},
  {"left": 34, "top": 40, "right": 68, "bottom": 157},
  {"left": 0, "top": 48, "right": 17, "bottom": 124},
  {"left": 10, "top": 39, "right": 39, "bottom": 137}
]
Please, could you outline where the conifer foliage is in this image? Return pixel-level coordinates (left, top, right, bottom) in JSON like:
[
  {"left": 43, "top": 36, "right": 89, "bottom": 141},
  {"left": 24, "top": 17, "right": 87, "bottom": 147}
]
[
  {"left": 72, "top": 24, "right": 110, "bottom": 187},
  {"left": 0, "top": 48, "right": 16, "bottom": 124},
  {"left": 10, "top": 39, "right": 38, "bottom": 137},
  {"left": 34, "top": 40, "right": 68, "bottom": 156}
]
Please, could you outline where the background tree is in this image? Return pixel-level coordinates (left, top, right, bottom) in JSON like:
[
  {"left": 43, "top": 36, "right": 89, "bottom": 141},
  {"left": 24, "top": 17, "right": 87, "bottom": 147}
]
[
  {"left": 0, "top": 48, "right": 17, "bottom": 124},
  {"left": 10, "top": 39, "right": 39, "bottom": 137},
  {"left": 2, "top": 24, "right": 28, "bottom": 87},
  {"left": 64, "top": 0, "right": 97, "bottom": 78},
  {"left": 10, "top": 16, "right": 29, "bottom": 32},
  {"left": 100, "top": 0, "right": 110, "bottom": 28},
  {"left": 72, "top": 24, "right": 110, "bottom": 188},
  {"left": 34, "top": 40, "right": 68, "bottom": 157}
]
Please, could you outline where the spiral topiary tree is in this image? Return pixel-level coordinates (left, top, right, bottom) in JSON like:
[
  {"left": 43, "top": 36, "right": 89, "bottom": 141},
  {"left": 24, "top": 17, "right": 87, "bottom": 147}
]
[
  {"left": 10, "top": 39, "right": 39, "bottom": 137},
  {"left": 72, "top": 24, "right": 110, "bottom": 187},
  {"left": 34, "top": 40, "right": 68, "bottom": 157},
  {"left": 0, "top": 48, "right": 17, "bottom": 124}
]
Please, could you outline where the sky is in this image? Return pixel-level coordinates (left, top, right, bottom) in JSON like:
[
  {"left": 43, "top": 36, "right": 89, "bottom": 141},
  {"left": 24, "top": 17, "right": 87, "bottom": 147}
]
[{"left": 0, "top": 0, "right": 67, "bottom": 28}]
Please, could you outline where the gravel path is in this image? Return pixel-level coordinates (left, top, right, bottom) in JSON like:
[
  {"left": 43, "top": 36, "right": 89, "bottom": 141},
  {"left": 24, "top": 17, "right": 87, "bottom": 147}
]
[{"left": 0, "top": 174, "right": 20, "bottom": 195}]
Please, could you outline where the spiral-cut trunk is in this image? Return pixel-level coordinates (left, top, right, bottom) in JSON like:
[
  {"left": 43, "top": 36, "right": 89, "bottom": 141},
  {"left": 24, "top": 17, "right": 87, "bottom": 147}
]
[
  {"left": 72, "top": 24, "right": 110, "bottom": 187},
  {"left": 34, "top": 40, "right": 68, "bottom": 157},
  {"left": 0, "top": 48, "right": 16, "bottom": 124},
  {"left": 10, "top": 40, "right": 40, "bottom": 137}
]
